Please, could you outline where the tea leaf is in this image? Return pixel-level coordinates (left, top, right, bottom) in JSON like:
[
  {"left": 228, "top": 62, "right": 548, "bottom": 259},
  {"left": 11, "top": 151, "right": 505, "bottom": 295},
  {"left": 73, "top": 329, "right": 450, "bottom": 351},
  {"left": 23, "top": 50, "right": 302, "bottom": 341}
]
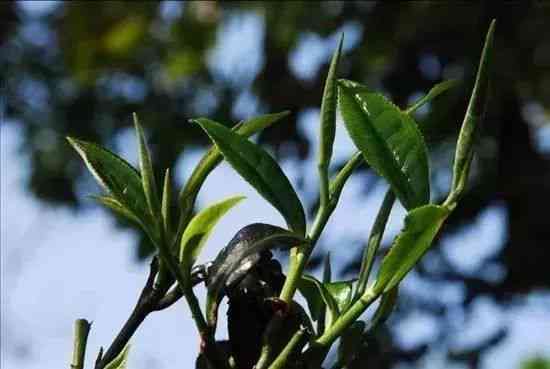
[
  {"left": 449, "top": 20, "right": 495, "bottom": 205},
  {"left": 324, "top": 280, "right": 354, "bottom": 313},
  {"left": 405, "top": 79, "right": 459, "bottom": 115},
  {"left": 161, "top": 168, "right": 172, "bottom": 237},
  {"left": 179, "top": 111, "right": 291, "bottom": 213},
  {"left": 298, "top": 275, "right": 338, "bottom": 324},
  {"left": 67, "top": 137, "right": 155, "bottom": 238},
  {"left": 194, "top": 118, "right": 306, "bottom": 235},
  {"left": 338, "top": 79, "right": 430, "bottom": 209},
  {"left": 134, "top": 113, "right": 160, "bottom": 219},
  {"left": 318, "top": 35, "right": 344, "bottom": 205},
  {"left": 373, "top": 204, "right": 449, "bottom": 294},
  {"left": 179, "top": 195, "right": 245, "bottom": 282},
  {"left": 90, "top": 195, "right": 141, "bottom": 226}
]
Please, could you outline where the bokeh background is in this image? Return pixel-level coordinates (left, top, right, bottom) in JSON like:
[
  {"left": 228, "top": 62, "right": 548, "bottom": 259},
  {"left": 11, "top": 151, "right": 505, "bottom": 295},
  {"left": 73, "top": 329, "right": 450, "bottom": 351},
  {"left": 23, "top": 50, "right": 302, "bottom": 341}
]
[{"left": 2, "top": 1, "right": 550, "bottom": 369}]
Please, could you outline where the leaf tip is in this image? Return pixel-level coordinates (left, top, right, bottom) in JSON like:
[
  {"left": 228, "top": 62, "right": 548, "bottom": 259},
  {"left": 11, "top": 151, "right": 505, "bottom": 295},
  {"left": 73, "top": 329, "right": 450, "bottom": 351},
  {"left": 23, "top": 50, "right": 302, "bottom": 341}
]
[
  {"left": 337, "top": 32, "right": 344, "bottom": 52},
  {"left": 65, "top": 136, "right": 78, "bottom": 149},
  {"left": 132, "top": 112, "right": 141, "bottom": 129},
  {"left": 279, "top": 110, "right": 292, "bottom": 118}
]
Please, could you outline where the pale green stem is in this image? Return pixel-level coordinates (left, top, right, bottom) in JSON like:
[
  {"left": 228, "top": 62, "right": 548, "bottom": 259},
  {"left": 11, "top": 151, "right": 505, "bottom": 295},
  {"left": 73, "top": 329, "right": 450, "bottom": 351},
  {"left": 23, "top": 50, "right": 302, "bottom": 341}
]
[
  {"left": 355, "top": 189, "right": 395, "bottom": 297},
  {"left": 267, "top": 328, "right": 307, "bottom": 369},
  {"left": 280, "top": 206, "right": 330, "bottom": 302},
  {"left": 318, "top": 163, "right": 330, "bottom": 211},
  {"left": 70, "top": 319, "right": 91, "bottom": 369},
  {"left": 280, "top": 152, "right": 363, "bottom": 302},
  {"left": 316, "top": 288, "right": 378, "bottom": 347},
  {"left": 271, "top": 153, "right": 364, "bottom": 369}
]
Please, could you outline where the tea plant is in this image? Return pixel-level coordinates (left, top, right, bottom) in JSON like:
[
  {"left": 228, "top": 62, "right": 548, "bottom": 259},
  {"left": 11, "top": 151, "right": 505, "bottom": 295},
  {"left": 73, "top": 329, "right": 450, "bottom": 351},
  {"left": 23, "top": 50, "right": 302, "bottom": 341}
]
[{"left": 68, "top": 20, "right": 495, "bottom": 369}]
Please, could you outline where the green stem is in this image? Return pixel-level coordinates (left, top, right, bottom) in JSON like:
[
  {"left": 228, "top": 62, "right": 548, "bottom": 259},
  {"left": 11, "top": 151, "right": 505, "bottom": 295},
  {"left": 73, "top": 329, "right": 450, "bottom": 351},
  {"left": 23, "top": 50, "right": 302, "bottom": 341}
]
[
  {"left": 70, "top": 319, "right": 91, "bottom": 369},
  {"left": 329, "top": 152, "right": 363, "bottom": 200},
  {"left": 315, "top": 289, "right": 378, "bottom": 347},
  {"left": 267, "top": 328, "right": 307, "bottom": 369},
  {"left": 255, "top": 314, "right": 286, "bottom": 369},
  {"left": 318, "top": 163, "right": 330, "bottom": 211},
  {"left": 355, "top": 189, "right": 395, "bottom": 297},
  {"left": 280, "top": 152, "right": 364, "bottom": 302},
  {"left": 154, "top": 227, "right": 225, "bottom": 367},
  {"left": 183, "top": 286, "right": 209, "bottom": 335},
  {"left": 261, "top": 152, "right": 364, "bottom": 369},
  {"left": 280, "top": 205, "right": 330, "bottom": 302}
]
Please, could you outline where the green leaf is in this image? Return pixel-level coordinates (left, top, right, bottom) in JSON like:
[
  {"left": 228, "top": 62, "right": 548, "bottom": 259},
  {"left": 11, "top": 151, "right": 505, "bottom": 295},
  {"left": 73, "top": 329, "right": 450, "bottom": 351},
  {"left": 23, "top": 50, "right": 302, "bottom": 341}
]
[
  {"left": 318, "top": 35, "right": 344, "bottom": 205},
  {"left": 235, "top": 111, "right": 291, "bottom": 137},
  {"left": 405, "top": 79, "right": 459, "bottom": 115},
  {"left": 178, "top": 111, "right": 291, "bottom": 215},
  {"left": 194, "top": 118, "right": 306, "bottom": 235},
  {"left": 66, "top": 137, "right": 154, "bottom": 237},
  {"left": 206, "top": 223, "right": 304, "bottom": 327},
  {"left": 179, "top": 195, "right": 245, "bottom": 282},
  {"left": 325, "top": 280, "right": 354, "bottom": 313},
  {"left": 297, "top": 275, "right": 353, "bottom": 332},
  {"left": 373, "top": 204, "right": 450, "bottom": 294},
  {"left": 338, "top": 79, "right": 430, "bottom": 209},
  {"left": 134, "top": 113, "right": 160, "bottom": 219},
  {"left": 104, "top": 344, "right": 130, "bottom": 369},
  {"left": 298, "top": 274, "right": 338, "bottom": 324},
  {"left": 161, "top": 168, "right": 172, "bottom": 238},
  {"left": 90, "top": 195, "right": 141, "bottom": 226},
  {"left": 448, "top": 20, "right": 495, "bottom": 206},
  {"left": 337, "top": 321, "right": 366, "bottom": 367}
]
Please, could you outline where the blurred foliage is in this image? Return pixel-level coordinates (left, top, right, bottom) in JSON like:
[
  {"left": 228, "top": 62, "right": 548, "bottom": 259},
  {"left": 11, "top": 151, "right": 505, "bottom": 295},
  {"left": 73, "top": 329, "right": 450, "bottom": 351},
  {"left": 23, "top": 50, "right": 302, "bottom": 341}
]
[
  {"left": 2, "top": 1, "right": 550, "bottom": 368},
  {"left": 521, "top": 356, "right": 550, "bottom": 369}
]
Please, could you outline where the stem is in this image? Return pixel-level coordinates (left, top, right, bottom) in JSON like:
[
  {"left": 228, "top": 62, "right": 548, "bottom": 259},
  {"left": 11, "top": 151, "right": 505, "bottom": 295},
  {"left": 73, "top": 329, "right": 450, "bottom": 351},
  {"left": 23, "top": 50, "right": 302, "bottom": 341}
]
[
  {"left": 405, "top": 94, "right": 431, "bottom": 115},
  {"left": 315, "top": 289, "right": 378, "bottom": 347},
  {"left": 279, "top": 206, "right": 330, "bottom": 302},
  {"left": 255, "top": 314, "right": 286, "bottom": 369},
  {"left": 156, "top": 231, "right": 227, "bottom": 368},
  {"left": 329, "top": 152, "right": 363, "bottom": 200},
  {"left": 96, "top": 259, "right": 167, "bottom": 369},
  {"left": 154, "top": 264, "right": 208, "bottom": 311},
  {"left": 356, "top": 189, "right": 395, "bottom": 297},
  {"left": 258, "top": 152, "right": 364, "bottom": 369},
  {"left": 267, "top": 328, "right": 307, "bottom": 369},
  {"left": 183, "top": 286, "right": 209, "bottom": 334},
  {"left": 70, "top": 319, "right": 91, "bottom": 369},
  {"left": 318, "top": 163, "right": 330, "bottom": 211},
  {"left": 280, "top": 152, "right": 364, "bottom": 303}
]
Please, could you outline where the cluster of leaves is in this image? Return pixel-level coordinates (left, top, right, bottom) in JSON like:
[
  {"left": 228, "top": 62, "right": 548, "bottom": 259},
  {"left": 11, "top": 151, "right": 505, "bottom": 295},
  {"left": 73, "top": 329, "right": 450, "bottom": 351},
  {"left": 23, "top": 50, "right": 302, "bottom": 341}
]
[{"left": 67, "top": 20, "right": 494, "bottom": 369}]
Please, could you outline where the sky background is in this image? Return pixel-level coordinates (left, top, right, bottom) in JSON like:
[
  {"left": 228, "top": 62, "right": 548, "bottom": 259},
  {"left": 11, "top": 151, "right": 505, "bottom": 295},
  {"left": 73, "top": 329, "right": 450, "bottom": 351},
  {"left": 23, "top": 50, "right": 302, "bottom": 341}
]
[{"left": 2, "top": 2, "right": 550, "bottom": 369}]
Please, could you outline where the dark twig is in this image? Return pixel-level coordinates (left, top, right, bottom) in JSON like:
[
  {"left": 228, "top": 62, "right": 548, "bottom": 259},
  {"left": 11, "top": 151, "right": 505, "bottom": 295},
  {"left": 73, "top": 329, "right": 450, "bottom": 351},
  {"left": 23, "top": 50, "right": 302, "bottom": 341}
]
[
  {"left": 95, "top": 347, "right": 103, "bottom": 369},
  {"left": 154, "top": 263, "right": 209, "bottom": 311},
  {"left": 95, "top": 258, "right": 170, "bottom": 369},
  {"left": 94, "top": 259, "right": 211, "bottom": 369},
  {"left": 153, "top": 286, "right": 183, "bottom": 311}
]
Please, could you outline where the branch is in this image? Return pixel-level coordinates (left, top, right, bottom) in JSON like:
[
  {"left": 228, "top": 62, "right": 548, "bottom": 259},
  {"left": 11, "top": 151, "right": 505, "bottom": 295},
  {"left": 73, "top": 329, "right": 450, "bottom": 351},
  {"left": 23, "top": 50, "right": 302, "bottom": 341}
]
[
  {"left": 154, "top": 263, "right": 209, "bottom": 310},
  {"left": 95, "top": 258, "right": 169, "bottom": 369},
  {"left": 95, "top": 258, "right": 214, "bottom": 369}
]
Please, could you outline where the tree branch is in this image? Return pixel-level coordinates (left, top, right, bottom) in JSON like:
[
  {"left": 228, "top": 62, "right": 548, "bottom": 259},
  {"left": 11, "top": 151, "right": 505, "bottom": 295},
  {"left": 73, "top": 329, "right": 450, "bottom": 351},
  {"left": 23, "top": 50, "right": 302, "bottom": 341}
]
[
  {"left": 94, "top": 258, "right": 212, "bottom": 369},
  {"left": 95, "top": 258, "right": 169, "bottom": 369}
]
